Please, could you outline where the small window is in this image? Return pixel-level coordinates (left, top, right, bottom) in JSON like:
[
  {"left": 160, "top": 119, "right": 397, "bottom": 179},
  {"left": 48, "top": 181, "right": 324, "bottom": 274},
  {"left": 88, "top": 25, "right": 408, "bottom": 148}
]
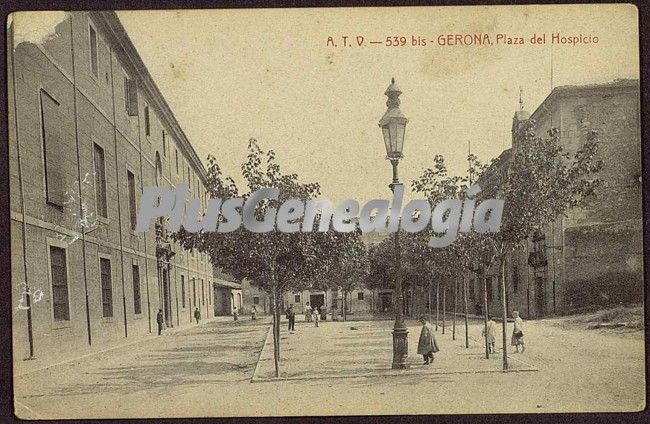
[
  {"left": 253, "top": 296, "right": 260, "bottom": 305},
  {"left": 294, "top": 294, "right": 300, "bottom": 303},
  {"left": 192, "top": 279, "right": 196, "bottom": 306},
  {"left": 132, "top": 264, "right": 141, "bottom": 315},
  {"left": 100, "top": 257, "right": 113, "bottom": 318},
  {"left": 124, "top": 77, "right": 138, "bottom": 116},
  {"left": 144, "top": 105, "right": 150, "bottom": 136},
  {"left": 50, "top": 246, "right": 70, "bottom": 321},
  {"left": 202, "top": 280, "right": 205, "bottom": 305},
  {"left": 358, "top": 292, "right": 364, "bottom": 301},
  {"left": 181, "top": 275, "right": 186, "bottom": 308},
  {"left": 162, "top": 130, "right": 166, "bottom": 156},
  {"left": 127, "top": 170, "right": 137, "bottom": 230},
  {"left": 89, "top": 24, "right": 98, "bottom": 78},
  {"left": 93, "top": 143, "right": 108, "bottom": 218}
]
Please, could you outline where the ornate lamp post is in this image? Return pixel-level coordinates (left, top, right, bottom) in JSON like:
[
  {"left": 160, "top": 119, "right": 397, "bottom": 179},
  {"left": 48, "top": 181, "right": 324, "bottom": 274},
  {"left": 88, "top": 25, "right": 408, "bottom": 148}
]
[{"left": 379, "top": 78, "right": 409, "bottom": 369}]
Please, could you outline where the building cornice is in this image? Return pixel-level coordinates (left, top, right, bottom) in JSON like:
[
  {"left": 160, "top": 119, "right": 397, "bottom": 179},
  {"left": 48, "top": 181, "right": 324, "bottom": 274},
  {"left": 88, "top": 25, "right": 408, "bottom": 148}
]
[
  {"left": 529, "top": 79, "right": 639, "bottom": 123},
  {"left": 89, "top": 11, "right": 208, "bottom": 186}
]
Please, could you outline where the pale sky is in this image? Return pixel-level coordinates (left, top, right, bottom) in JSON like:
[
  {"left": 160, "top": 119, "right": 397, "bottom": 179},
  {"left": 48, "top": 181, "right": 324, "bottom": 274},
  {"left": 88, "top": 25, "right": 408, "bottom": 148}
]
[{"left": 117, "top": 4, "right": 638, "bottom": 204}]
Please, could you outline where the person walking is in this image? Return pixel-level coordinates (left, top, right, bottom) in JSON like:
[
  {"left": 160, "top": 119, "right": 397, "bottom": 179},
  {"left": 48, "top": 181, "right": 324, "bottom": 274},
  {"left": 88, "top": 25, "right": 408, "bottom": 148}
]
[
  {"left": 417, "top": 316, "right": 439, "bottom": 365},
  {"left": 194, "top": 307, "right": 201, "bottom": 324},
  {"left": 304, "top": 303, "right": 312, "bottom": 322},
  {"left": 511, "top": 310, "right": 526, "bottom": 353},
  {"left": 286, "top": 304, "right": 296, "bottom": 333},
  {"left": 156, "top": 309, "right": 164, "bottom": 336},
  {"left": 233, "top": 307, "right": 239, "bottom": 321},
  {"left": 314, "top": 307, "right": 320, "bottom": 327},
  {"left": 482, "top": 316, "right": 497, "bottom": 353},
  {"left": 251, "top": 305, "right": 257, "bottom": 321}
]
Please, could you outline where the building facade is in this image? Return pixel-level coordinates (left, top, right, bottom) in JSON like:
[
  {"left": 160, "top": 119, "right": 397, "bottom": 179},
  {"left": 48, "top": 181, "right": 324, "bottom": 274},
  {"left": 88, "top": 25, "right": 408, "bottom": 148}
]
[
  {"left": 469, "top": 80, "right": 642, "bottom": 319},
  {"left": 9, "top": 12, "right": 216, "bottom": 366},
  {"left": 213, "top": 279, "right": 243, "bottom": 317}
]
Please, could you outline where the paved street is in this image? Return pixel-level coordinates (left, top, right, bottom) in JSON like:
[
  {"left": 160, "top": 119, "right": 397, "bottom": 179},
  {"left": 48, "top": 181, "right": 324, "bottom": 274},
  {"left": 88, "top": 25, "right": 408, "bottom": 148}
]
[{"left": 14, "top": 314, "right": 645, "bottom": 418}]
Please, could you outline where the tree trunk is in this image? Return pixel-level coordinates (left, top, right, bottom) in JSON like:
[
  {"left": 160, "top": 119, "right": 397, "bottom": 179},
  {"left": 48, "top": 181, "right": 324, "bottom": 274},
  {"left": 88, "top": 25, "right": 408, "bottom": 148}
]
[
  {"left": 452, "top": 276, "right": 457, "bottom": 341},
  {"left": 410, "top": 283, "right": 415, "bottom": 318},
  {"left": 482, "top": 267, "right": 490, "bottom": 359},
  {"left": 442, "top": 286, "right": 446, "bottom": 334},
  {"left": 463, "top": 272, "right": 469, "bottom": 348},
  {"left": 428, "top": 281, "right": 432, "bottom": 324},
  {"left": 500, "top": 257, "right": 509, "bottom": 371},
  {"left": 343, "top": 291, "right": 347, "bottom": 322},
  {"left": 271, "top": 287, "right": 279, "bottom": 378},
  {"left": 435, "top": 282, "right": 439, "bottom": 331}
]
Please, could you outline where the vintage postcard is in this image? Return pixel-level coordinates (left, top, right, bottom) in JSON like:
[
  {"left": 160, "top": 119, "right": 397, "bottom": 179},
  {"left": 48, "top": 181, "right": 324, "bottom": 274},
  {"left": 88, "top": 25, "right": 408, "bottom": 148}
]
[{"left": 8, "top": 3, "right": 644, "bottom": 419}]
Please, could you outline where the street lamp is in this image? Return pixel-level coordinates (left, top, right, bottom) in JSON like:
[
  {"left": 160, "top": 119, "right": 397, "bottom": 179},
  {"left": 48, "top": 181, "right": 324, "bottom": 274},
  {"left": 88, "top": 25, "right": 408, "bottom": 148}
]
[{"left": 379, "top": 78, "right": 409, "bottom": 369}]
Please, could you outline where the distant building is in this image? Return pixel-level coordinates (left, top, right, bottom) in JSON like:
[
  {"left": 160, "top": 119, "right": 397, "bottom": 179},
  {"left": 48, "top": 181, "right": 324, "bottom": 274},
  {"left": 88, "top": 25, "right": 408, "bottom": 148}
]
[
  {"left": 471, "top": 80, "right": 642, "bottom": 319},
  {"left": 9, "top": 12, "right": 216, "bottom": 364},
  {"left": 240, "top": 279, "right": 271, "bottom": 315},
  {"left": 213, "top": 279, "right": 242, "bottom": 316}
]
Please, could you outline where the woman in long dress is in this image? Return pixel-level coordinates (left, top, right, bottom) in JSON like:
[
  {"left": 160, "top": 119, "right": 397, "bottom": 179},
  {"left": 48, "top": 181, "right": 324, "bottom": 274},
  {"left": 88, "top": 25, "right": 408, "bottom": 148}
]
[
  {"left": 511, "top": 310, "right": 525, "bottom": 353},
  {"left": 482, "top": 316, "right": 497, "bottom": 353},
  {"left": 305, "top": 304, "right": 312, "bottom": 322},
  {"left": 417, "top": 316, "right": 440, "bottom": 365}
]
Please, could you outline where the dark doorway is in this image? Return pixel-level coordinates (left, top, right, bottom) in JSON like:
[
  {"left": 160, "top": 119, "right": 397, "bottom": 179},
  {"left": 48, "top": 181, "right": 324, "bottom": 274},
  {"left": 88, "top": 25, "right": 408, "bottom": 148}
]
[
  {"left": 379, "top": 292, "right": 392, "bottom": 312},
  {"left": 535, "top": 276, "right": 545, "bottom": 318},
  {"left": 162, "top": 268, "right": 171, "bottom": 326},
  {"left": 310, "top": 294, "right": 325, "bottom": 311}
]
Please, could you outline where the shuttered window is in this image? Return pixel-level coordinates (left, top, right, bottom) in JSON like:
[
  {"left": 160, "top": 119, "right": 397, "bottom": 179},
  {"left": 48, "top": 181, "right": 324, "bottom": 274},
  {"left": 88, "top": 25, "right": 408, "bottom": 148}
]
[
  {"left": 124, "top": 77, "right": 138, "bottom": 116},
  {"left": 127, "top": 170, "right": 137, "bottom": 230},
  {"left": 132, "top": 264, "right": 141, "bottom": 315},
  {"left": 202, "top": 279, "right": 205, "bottom": 305},
  {"left": 144, "top": 105, "right": 150, "bottom": 136},
  {"left": 93, "top": 143, "right": 107, "bottom": 218},
  {"left": 100, "top": 258, "right": 113, "bottom": 317},
  {"left": 89, "top": 24, "right": 98, "bottom": 77},
  {"left": 192, "top": 279, "right": 196, "bottom": 306},
  {"left": 40, "top": 90, "right": 65, "bottom": 208},
  {"left": 162, "top": 130, "right": 166, "bottom": 156},
  {"left": 181, "top": 275, "right": 186, "bottom": 308},
  {"left": 49, "top": 246, "right": 70, "bottom": 321}
]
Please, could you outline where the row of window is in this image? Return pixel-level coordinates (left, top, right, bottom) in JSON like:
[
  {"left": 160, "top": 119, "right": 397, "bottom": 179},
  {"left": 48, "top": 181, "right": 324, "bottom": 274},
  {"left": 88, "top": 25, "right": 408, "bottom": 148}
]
[
  {"left": 40, "top": 86, "right": 210, "bottom": 234},
  {"left": 48, "top": 244, "right": 212, "bottom": 322},
  {"left": 291, "top": 292, "right": 366, "bottom": 303}
]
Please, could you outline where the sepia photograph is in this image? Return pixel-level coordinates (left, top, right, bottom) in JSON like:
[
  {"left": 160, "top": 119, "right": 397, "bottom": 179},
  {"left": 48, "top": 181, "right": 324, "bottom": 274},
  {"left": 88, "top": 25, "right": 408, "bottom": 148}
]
[{"left": 7, "top": 3, "right": 645, "bottom": 419}]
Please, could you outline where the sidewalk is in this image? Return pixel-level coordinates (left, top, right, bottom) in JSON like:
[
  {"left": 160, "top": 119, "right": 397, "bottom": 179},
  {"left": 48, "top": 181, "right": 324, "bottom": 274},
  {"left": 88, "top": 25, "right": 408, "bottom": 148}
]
[
  {"left": 252, "top": 318, "right": 537, "bottom": 381},
  {"left": 14, "top": 316, "right": 233, "bottom": 378}
]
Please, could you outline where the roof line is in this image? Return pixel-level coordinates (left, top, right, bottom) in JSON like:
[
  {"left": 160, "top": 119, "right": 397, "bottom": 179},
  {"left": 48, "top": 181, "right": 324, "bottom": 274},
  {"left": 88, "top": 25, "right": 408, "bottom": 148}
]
[{"left": 89, "top": 11, "right": 208, "bottom": 184}]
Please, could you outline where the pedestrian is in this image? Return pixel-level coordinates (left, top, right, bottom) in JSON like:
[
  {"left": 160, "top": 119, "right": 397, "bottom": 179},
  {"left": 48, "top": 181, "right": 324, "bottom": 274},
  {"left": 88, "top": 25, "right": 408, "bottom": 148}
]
[
  {"left": 156, "top": 309, "right": 164, "bottom": 335},
  {"left": 511, "top": 310, "right": 525, "bottom": 353},
  {"left": 286, "top": 304, "right": 296, "bottom": 333},
  {"left": 251, "top": 305, "right": 257, "bottom": 321},
  {"left": 314, "top": 306, "right": 320, "bottom": 327},
  {"left": 320, "top": 306, "right": 327, "bottom": 321},
  {"left": 304, "top": 303, "right": 312, "bottom": 322},
  {"left": 482, "top": 316, "right": 497, "bottom": 353},
  {"left": 194, "top": 307, "right": 201, "bottom": 324},
  {"left": 417, "top": 315, "right": 439, "bottom": 365},
  {"left": 233, "top": 307, "right": 239, "bottom": 321}
]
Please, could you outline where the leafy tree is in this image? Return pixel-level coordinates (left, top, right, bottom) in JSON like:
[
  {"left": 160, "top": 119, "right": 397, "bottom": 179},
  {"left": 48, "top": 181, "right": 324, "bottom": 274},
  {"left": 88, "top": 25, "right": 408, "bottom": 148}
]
[
  {"left": 474, "top": 122, "right": 602, "bottom": 370},
  {"left": 171, "top": 139, "right": 325, "bottom": 377}
]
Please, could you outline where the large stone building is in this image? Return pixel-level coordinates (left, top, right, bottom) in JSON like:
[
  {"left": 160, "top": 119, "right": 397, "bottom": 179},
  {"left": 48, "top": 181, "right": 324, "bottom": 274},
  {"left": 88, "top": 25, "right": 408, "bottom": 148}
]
[
  {"left": 471, "top": 80, "right": 642, "bottom": 319},
  {"left": 9, "top": 12, "right": 216, "bottom": 366}
]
